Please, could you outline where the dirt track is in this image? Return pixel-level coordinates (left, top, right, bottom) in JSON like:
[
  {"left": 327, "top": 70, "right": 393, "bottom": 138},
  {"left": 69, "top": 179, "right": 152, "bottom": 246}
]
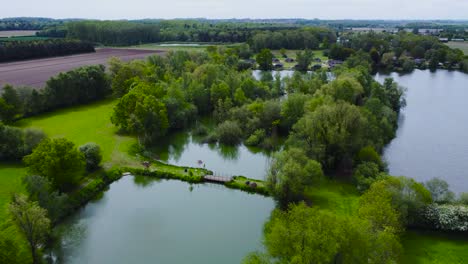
[{"left": 0, "top": 48, "right": 163, "bottom": 88}]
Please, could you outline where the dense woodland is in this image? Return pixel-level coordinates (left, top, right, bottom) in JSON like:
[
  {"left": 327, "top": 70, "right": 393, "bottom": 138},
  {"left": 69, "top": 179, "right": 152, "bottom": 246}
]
[
  {"left": 0, "top": 39, "right": 95, "bottom": 62},
  {"left": 1, "top": 21, "right": 468, "bottom": 263}
]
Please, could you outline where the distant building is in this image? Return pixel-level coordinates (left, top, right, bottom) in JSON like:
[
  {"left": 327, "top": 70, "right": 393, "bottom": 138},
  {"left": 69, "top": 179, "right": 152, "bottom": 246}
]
[
  {"left": 328, "top": 60, "right": 343, "bottom": 68},
  {"left": 452, "top": 38, "right": 465, "bottom": 42},
  {"left": 439, "top": 38, "right": 449, "bottom": 43},
  {"left": 273, "top": 63, "right": 284, "bottom": 69}
]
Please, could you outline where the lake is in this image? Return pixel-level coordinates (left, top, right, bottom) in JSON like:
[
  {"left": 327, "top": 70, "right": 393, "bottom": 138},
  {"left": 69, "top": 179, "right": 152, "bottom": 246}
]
[
  {"left": 152, "top": 130, "right": 277, "bottom": 180},
  {"left": 375, "top": 70, "right": 468, "bottom": 193},
  {"left": 48, "top": 177, "right": 275, "bottom": 264}
]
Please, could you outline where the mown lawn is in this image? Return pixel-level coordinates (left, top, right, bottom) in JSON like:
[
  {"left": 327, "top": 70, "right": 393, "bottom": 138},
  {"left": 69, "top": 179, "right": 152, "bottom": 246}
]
[
  {"left": 305, "top": 179, "right": 360, "bottom": 216},
  {"left": 402, "top": 230, "right": 468, "bottom": 264},
  {"left": 0, "top": 163, "right": 27, "bottom": 221},
  {"left": 446, "top": 41, "right": 468, "bottom": 55},
  {"left": 16, "top": 99, "right": 139, "bottom": 168}
]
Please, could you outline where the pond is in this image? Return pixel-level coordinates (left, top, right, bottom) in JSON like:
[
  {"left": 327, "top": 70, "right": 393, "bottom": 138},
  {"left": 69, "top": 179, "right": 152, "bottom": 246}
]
[
  {"left": 152, "top": 130, "right": 277, "bottom": 180},
  {"left": 375, "top": 70, "right": 468, "bottom": 193},
  {"left": 48, "top": 177, "right": 275, "bottom": 264}
]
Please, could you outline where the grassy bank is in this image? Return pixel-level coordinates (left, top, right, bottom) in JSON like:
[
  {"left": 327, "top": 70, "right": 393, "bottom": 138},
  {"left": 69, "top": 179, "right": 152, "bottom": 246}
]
[{"left": 16, "top": 99, "right": 139, "bottom": 168}]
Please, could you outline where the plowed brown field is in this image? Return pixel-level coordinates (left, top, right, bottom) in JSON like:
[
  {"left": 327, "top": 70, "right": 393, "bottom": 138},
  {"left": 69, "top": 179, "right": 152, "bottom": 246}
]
[{"left": 0, "top": 48, "right": 163, "bottom": 88}]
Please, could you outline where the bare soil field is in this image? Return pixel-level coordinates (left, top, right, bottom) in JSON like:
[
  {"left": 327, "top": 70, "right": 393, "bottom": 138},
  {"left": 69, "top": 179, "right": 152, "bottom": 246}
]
[
  {"left": 0, "top": 30, "right": 38, "bottom": 37},
  {"left": 0, "top": 48, "right": 163, "bottom": 88}
]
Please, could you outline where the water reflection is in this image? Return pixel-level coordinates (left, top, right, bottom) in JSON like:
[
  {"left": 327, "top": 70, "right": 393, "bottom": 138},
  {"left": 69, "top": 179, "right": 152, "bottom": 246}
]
[
  {"left": 152, "top": 130, "right": 277, "bottom": 180},
  {"left": 375, "top": 70, "right": 468, "bottom": 193}
]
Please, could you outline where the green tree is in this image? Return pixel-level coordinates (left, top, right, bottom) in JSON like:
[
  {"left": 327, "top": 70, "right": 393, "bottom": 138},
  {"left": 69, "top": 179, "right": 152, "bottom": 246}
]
[
  {"left": 23, "top": 175, "right": 68, "bottom": 221},
  {"left": 79, "top": 143, "right": 103, "bottom": 172},
  {"left": 289, "top": 102, "right": 368, "bottom": 171},
  {"left": 256, "top": 49, "right": 273, "bottom": 71},
  {"left": 424, "top": 177, "right": 455, "bottom": 203},
  {"left": 9, "top": 194, "right": 50, "bottom": 264},
  {"left": 24, "top": 138, "right": 85, "bottom": 192},
  {"left": 280, "top": 93, "right": 309, "bottom": 131},
  {"left": 216, "top": 120, "right": 243, "bottom": 145},
  {"left": 0, "top": 97, "right": 16, "bottom": 124},
  {"left": 264, "top": 203, "right": 344, "bottom": 264},
  {"left": 295, "top": 49, "right": 314, "bottom": 71},
  {"left": 267, "top": 148, "right": 323, "bottom": 208}
]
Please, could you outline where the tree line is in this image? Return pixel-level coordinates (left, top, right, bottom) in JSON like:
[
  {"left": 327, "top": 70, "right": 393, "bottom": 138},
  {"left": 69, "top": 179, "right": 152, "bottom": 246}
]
[
  {"left": 330, "top": 31, "right": 467, "bottom": 72},
  {"left": 0, "top": 39, "right": 95, "bottom": 62},
  {"left": 0, "top": 65, "right": 110, "bottom": 123}
]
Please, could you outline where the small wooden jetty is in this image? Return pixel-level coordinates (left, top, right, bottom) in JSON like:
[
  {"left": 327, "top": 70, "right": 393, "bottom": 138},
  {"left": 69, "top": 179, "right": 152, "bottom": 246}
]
[{"left": 203, "top": 175, "right": 232, "bottom": 183}]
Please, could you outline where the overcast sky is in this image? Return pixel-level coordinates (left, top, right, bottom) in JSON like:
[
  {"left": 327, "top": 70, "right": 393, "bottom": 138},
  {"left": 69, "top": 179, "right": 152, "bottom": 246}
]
[{"left": 2, "top": 0, "right": 468, "bottom": 20}]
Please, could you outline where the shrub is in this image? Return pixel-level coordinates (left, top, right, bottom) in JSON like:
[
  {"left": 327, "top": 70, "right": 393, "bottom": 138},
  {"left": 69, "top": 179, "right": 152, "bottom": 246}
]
[
  {"left": 216, "top": 120, "right": 243, "bottom": 145},
  {"left": 0, "top": 124, "right": 46, "bottom": 160},
  {"left": 421, "top": 204, "right": 468, "bottom": 232},
  {"left": 79, "top": 143, "right": 103, "bottom": 172},
  {"left": 356, "top": 146, "right": 382, "bottom": 168},
  {"left": 192, "top": 123, "right": 208, "bottom": 136},
  {"left": 353, "top": 162, "right": 384, "bottom": 192},
  {"left": 245, "top": 129, "right": 266, "bottom": 146}
]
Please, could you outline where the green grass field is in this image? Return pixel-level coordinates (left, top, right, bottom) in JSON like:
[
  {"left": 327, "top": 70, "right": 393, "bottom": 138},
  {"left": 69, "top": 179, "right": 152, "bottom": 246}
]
[
  {"left": 16, "top": 99, "right": 138, "bottom": 169},
  {"left": 0, "top": 163, "right": 27, "bottom": 221},
  {"left": 446, "top": 41, "right": 468, "bottom": 55},
  {"left": 402, "top": 230, "right": 468, "bottom": 264},
  {"left": 306, "top": 180, "right": 360, "bottom": 216}
]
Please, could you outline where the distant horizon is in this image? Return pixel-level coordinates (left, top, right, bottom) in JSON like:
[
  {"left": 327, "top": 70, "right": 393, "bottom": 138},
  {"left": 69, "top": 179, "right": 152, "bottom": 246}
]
[
  {"left": 2, "top": 0, "right": 468, "bottom": 21},
  {"left": 2, "top": 17, "right": 468, "bottom": 23}
]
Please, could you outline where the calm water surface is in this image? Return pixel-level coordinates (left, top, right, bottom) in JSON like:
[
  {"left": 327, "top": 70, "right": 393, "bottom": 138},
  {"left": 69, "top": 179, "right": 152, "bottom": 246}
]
[
  {"left": 153, "top": 131, "right": 277, "bottom": 180},
  {"left": 49, "top": 177, "right": 274, "bottom": 264},
  {"left": 375, "top": 70, "right": 468, "bottom": 193}
]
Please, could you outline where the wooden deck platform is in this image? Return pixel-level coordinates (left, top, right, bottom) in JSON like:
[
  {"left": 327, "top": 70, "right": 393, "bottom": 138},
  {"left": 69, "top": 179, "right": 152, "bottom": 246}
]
[{"left": 203, "top": 175, "right": 232, "bottom": 183}]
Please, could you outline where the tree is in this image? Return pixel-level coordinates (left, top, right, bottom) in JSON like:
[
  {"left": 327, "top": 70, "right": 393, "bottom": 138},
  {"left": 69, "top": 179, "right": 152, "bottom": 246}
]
[
  {"left": 267, "top": 148, "right": 323, "bottom": 208},
  {"left": 424, "top": 178, "right": 455, "bottom": 203},
  {"left": 111, "top": 81, "right": 169, "bottom": 144},
  {"left": 9, "top": 194, "right": 50, "bottom": 264},
  {"left": 295, "top": 49, "right": 314, "bottom": 71},
  {"left": 215, "top": 120, "right": 243, "bottom": 145},
  {"left": 289, "top": 102, "right": 368, "bottom": 171},
  {"left": 23, "top": 175, "right": 68, "bottom": 221},
  {"left": 24, "top": 138, "right": 85, "bottom": 192},
  {"left": 0, "top": 98, "right": 16, "bottom": 124},
  {"left": 280, "top": 93, "right": 309, "bottom": 131},
  {"left": 263, "top": 203, "right": 344, "bottom": 264},
  {"left": 256, "top": 49, "right": 273, "bottom": 71},
  {"left": 79, "top": 143, "right": 103, "bottom": 172}
]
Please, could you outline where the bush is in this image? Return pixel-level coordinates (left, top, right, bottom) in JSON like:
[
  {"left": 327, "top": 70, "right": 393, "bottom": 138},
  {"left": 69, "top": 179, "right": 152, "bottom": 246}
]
[
  {"left": 421, "top": 204, "right": 468, "bottom": 232},
  {"left": 356, "top": 146, "right": 382, "bottom": 168},
  {"left": 216, "top": 120, "right": 243, "bottom": 145},
  {"left": 245, "top": 129, "right": 266, "bottom": 146},
  {"left": 0, "top": 124, "right": 46, "bottom": 160},
  {"left": 192, "top": 123, "right": 208, "bottom": 136},
  {"left": 353, "top": 162, "right": 384, "bottom": 192},
  {"left": 79, "top": 143, "right": 103, "bottom": 172}
]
